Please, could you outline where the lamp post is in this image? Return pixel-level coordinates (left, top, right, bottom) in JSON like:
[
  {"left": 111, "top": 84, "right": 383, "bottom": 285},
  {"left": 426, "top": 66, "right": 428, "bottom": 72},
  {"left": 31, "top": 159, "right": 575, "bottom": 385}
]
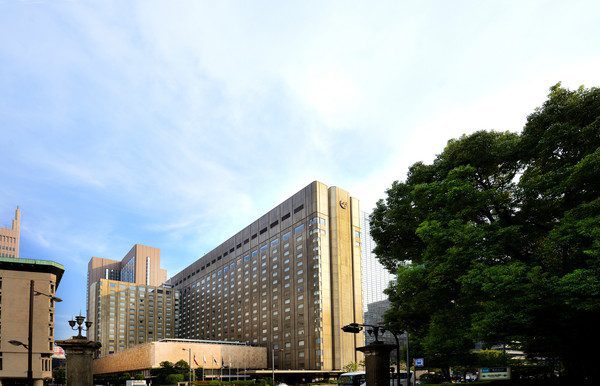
[
  {"left": 10, "top": 280, "right": 62, "bottom": 386},
  {"left": 405, "top": 331, "right": 411, "bottom": 386},
  {"left": 380, "top": 327, "right": 402, "bottom": 386},
  {"left": 182, "top": 348, "right": 192, "bottom": 385},
  {"left": 342, "top": 322, "right": 411, "bottom": 386},
  {"left": 272, "top": 346, "right": 283, "bottom": 385},
  {"left": 67, "top": 313, "right": 92, "bottom": 338}
]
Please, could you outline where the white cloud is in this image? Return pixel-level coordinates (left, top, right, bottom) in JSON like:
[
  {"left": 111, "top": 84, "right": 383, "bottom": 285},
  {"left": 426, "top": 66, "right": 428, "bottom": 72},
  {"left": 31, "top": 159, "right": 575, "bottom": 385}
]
[{"left": 2, "top": 0, "right": 600, "bottom": 338}]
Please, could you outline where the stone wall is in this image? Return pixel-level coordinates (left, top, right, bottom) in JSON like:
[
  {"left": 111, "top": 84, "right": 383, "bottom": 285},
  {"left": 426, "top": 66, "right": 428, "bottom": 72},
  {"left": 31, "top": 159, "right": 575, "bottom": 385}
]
[{"left": 93, "top": 341, "right": 267, "bottom": 374}]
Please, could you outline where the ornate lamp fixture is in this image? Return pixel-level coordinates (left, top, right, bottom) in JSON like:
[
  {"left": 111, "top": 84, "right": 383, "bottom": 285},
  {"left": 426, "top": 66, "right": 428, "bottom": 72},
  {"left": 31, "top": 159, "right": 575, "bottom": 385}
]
[{"left": 68, "top": 313, "right": 93, "bottom": 338}]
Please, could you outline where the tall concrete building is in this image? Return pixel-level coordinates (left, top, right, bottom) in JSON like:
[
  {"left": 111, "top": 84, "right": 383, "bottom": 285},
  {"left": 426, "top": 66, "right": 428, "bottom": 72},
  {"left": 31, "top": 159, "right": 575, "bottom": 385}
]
[
  {"left": 169, "top": 181, "right": 364, "bottom": 371},
  {"left": 88, "top": 279, "right": 180, "bottom": 356},
  {"left": 360, "top": 211, "right": 395, "bottom": 311},
  {"left": 87, "top": 244, "right": 167, "bottom": 290},
  {"left": 0, "top": 257, "right": 64, "bottom": 385},
  {"left": 86, "top": 245, "right": 175, "bottom": 356},
  {"left": 87, "top": 245, "right": 168, "bottom": 315},
  {"left": 0, "top": 207, "right": 20, "bottom": 258}
]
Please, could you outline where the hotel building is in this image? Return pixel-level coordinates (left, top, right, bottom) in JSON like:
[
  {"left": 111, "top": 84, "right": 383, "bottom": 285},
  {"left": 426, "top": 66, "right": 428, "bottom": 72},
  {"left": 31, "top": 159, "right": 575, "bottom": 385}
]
[
  {"left": 88, "top": 279, "right": 180, "bottom": 356},
  {"left": 169, "top": 181, "right": 364, "bottom": 371},
  {"left": 86, "top": 245, "right": 177, "bottom": 356},
  {"left": 87, "top": 244, "right": 167, "bottom": 291},
  {"left": 0, "top": 207, "right": 20, "bottom": 258}
]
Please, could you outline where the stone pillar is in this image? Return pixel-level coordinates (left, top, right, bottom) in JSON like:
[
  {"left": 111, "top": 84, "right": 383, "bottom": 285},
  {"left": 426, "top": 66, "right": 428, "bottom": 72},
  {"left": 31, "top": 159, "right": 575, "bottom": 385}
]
[
  {"left": 357, "top": 342, "right": 395, "bottom": 386},
  {"left": 55, "top": 337, "right": 101, "bottom": 386}
]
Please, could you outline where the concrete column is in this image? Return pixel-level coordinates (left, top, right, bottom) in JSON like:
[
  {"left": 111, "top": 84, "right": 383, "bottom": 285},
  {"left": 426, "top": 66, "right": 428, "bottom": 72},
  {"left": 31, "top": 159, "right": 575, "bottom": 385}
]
[
  {"left": 34, "top": 380, "right": 44, "bottom": 386},
  {"left": 55, "top": 337, "right": 102, "bottom": 386},
  {"left": 357, "top": 342, "right": 395, "bottom": 386}
]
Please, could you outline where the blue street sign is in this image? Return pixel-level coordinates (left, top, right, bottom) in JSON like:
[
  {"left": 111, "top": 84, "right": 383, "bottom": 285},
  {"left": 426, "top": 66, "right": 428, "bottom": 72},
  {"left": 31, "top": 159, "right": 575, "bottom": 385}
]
[{"left": 415, "top": 358, "right": 425, "bottom": 367}]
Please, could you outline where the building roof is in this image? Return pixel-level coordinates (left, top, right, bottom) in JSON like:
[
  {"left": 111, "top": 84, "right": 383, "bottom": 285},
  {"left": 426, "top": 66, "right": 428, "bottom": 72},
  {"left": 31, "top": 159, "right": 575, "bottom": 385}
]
[
  {"left": 158, "top": 338, "right": 258, "bottom": 346},
  {"left": 0, "top": 256, "right": 65, "bottom": 286}
]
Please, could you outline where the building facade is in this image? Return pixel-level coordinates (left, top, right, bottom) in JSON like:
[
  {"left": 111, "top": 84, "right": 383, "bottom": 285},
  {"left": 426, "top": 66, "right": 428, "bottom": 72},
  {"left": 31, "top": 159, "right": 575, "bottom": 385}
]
[
  {"left": 87, "top": 244, "right": 167, "bottom": 291},
  {"left": 360, "top": 211, "right": 395, "bottom": 311},
  {"left": 0, "top": 207, "right": 20, "bottom": 259},
  {"left": 87, "top": 245, "right": 168, "bottom": 322},
  {"left": 0, "top": 257, "right": 64, "bottom": 385},
  {"left": 93, "top": 339, "right": 267, "bottom": 378},
  {"left": 88, "top": 279, "right": 180, "bottom": 356},
  {"left": 87, "top": 245, "right": 175, "bottom": 357},
  {"left": 169, "top": 181, "right": 364, "bottom": 371}
]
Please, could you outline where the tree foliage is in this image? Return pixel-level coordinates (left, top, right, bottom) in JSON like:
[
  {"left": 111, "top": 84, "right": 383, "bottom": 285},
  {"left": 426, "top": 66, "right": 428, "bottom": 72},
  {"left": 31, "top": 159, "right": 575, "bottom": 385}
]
[
  {"left": 53, "top": 367, "right": 66, "bottom": 384},
  {"left": 371, "top": 84, "right": 600, "bottom": 384},
  {"left": 151, "top": 360, "right": 192, "bottom": 384}
]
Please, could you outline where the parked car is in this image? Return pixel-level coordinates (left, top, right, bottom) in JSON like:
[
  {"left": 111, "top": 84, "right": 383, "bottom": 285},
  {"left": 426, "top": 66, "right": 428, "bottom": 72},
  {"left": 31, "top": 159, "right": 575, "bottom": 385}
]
[
  {"left": 338, "top": 371, "right": 366, "bottom": 386},
  {"left": 339, "top": 371, "right": 414, "bottom": 386}
]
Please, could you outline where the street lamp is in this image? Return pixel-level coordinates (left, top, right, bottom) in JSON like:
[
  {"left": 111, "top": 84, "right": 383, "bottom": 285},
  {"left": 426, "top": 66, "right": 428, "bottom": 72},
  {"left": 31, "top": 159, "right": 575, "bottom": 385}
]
[
  {"left": 341, "top": 322, "right": 411, "bottom": 386},
  {"left": 380, "top": 327, "right": 407, "bottom": 386},
  {"left": 9, "top": 340, "right": 28, "bottom": 349},
  {"left": 182, "top": 348, "right": 193, "bottom": 384},
  {"left": 67, "top": 313, "right": 92, "bottom": 339},
  {"left": 13, "top": 280, "right": 63, "bottom": 386},
  {"left": 271, "top": 345, "right": 283, "bottom": 385}
]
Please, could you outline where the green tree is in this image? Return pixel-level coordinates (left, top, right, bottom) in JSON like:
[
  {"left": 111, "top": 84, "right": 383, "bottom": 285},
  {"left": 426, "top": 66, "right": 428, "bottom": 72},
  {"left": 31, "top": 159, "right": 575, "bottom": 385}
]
[
  {"left": 165, "top": 373, "right": 184, "bottom": 384},
  {"left": 371, "top": 84, "right": 600, "bottom": 384},
  {"left": 53, "top": 366, "right": 66, "bottom": 384},
  {"left": 343, "top": 361, "right": 359, "bottom": 372},
  {"left": 174, "top": 358, "right": 191, "bottom": 376},
  {"left": 151, "top": 361, "right": 177, "bottom": 384}
]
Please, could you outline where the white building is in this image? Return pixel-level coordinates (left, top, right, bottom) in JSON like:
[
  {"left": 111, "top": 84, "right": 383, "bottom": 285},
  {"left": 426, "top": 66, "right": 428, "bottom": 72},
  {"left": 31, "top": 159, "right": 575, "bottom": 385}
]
[{"left": 360, "top": 211, "right": 395, "bottom": 311}]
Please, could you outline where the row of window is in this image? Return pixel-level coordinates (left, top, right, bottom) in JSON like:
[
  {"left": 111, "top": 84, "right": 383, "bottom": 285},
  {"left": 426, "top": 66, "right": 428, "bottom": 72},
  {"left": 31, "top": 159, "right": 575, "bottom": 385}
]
[
  {"left": 0, "top": 235, "right": 16, "bottom": 243},
  {"left": 174, "top": 211, "right": 319, "bottom": 286}
]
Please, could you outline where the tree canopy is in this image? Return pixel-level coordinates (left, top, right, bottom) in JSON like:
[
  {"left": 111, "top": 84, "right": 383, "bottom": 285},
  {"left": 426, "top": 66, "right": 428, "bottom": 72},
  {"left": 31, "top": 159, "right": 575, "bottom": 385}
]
[{"left": 371, "top": 84, "right": 599, "bottom": 384}]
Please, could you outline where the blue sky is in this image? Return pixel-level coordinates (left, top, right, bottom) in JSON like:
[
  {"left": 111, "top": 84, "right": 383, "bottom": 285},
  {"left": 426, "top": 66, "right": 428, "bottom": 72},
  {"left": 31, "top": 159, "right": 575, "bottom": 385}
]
[{"left": 1, "top": 0, "right": 599, "bottom": 339}]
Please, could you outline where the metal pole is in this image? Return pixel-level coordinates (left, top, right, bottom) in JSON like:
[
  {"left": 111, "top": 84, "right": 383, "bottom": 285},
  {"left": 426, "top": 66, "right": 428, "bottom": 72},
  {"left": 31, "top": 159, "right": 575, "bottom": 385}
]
[
  {"left": 28, "top": 280, "right": 34, "bottom": 386},
  {"left": 393, "top": 333, "right": 400, "bottom": 386},
  {"left": 188, "top": 348, "right": 192, "bottom": 385},
  {"left": 406, "top": 331, "right": 411, "bottom": 386}
]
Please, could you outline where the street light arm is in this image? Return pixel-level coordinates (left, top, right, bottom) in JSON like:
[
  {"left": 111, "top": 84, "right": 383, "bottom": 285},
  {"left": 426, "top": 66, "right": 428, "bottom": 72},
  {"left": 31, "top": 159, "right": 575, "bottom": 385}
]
[
  {"left": 9, "top": 340, "right": 29, "bottom": 349},
  {"left": 33, "top": 290, "right": 62, "bottom": 302}
]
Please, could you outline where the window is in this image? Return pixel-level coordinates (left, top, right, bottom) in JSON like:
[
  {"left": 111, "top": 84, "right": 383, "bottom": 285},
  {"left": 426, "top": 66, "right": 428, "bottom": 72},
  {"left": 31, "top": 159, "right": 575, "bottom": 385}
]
[
  {"left": 294, "top": 224, "right": 305, "bottom": 234},
  {"left": 294, "top": 204, "right": 304, "bottom": 213}
]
